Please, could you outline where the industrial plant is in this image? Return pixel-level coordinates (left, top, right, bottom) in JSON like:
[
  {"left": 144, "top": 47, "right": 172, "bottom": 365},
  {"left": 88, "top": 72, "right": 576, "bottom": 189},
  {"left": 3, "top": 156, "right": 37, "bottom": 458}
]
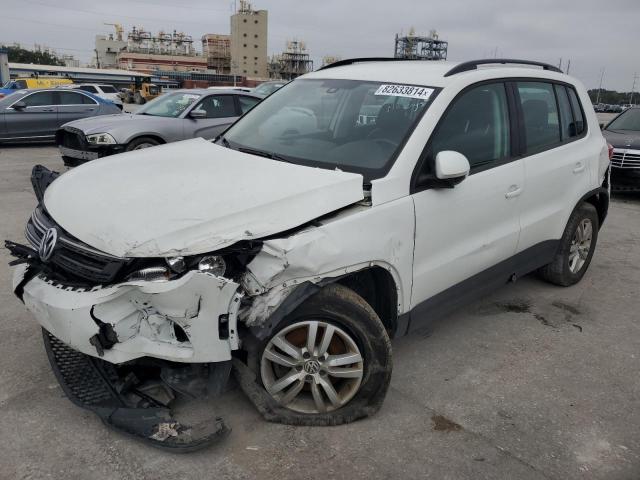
[{"left": 394, "top": 28, "right": 448, "bottom": 61}]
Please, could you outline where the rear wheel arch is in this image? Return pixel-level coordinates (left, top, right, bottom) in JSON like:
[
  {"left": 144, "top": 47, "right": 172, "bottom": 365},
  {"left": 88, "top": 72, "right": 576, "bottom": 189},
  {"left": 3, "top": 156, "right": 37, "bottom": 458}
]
[{"left": 583, "top": 188, "right": 609, "bottom": 229}]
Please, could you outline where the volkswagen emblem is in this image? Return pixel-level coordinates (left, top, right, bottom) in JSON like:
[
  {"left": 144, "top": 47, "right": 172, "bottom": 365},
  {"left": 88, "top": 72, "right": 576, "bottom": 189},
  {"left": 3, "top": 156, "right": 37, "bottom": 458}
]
[
  {"left": 303, "top": 359, "right": 321, "bottom": 375},
  {"left": 39, "top": 228, "right": 58, "bottom": 262}
]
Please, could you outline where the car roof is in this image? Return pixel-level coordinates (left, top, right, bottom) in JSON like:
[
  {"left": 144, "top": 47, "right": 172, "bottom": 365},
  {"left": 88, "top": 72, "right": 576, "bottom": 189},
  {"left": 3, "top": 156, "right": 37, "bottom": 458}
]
[
  {"left": 302, "top": 59, "right": 571, "bottom": 88},
  {"left": 175, "top": 88, "right": 261, "bottom": 97}
]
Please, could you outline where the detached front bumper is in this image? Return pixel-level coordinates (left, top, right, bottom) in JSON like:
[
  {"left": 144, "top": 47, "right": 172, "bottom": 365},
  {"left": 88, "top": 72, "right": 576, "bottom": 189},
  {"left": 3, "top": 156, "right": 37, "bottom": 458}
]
[
  {"left": 13, "top": 264, "right": 242, "bottom": 364},
  {"left": 55, "top": 127, "right": 124, "bottom": 167}
]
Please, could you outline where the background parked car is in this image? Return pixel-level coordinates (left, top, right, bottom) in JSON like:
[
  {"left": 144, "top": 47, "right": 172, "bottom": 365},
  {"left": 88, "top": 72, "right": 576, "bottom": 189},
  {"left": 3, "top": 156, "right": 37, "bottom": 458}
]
[
  {"left": 56, "top": 88, "right": 262, "bottom": 166},
  {"left": 602, "top": 106, "right": 640, "bottom": 191},
  {"left": 252, "top": 80, "right": 286, "bottom": 98},
  {"left": 0, "top": 88, "right": 122, "bottom": 144},
  {"left": 64, "top": 84, "right": 123, "bottom": 110}
]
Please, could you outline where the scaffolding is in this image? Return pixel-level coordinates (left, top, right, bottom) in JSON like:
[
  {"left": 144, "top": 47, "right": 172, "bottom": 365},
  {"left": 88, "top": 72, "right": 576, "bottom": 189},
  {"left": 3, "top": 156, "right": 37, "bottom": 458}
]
[
  {"left": 202, "top": 34, "right": 231, "bottom": 73},
  {"left": 268, "top": 40, "right": 313, "bottom": 80},
  {"left": 394, "top": 28, "right": 448, "bottom": 61}
]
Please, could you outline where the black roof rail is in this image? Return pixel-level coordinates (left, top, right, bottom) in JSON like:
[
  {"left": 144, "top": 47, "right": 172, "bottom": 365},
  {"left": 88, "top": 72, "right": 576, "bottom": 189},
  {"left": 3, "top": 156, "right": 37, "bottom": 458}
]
[
  {"left": 318, "top": 57, "right": 420, "bottom": 71},
  {"left": 444, "top": 59, "right": 563, "bottom": 77}
]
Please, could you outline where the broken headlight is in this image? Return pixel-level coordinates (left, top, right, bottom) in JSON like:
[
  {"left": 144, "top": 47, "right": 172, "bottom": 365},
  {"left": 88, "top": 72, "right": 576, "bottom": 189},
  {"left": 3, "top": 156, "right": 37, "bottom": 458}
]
[
  {"left": 197, "top": 255, "right": 226, "bottom": 276},
  {"left": 165, "top": 256, "right": 186, "bottom": 273},
  {"left": 86, "top": 133, "right": 116, "bottom": 145}
]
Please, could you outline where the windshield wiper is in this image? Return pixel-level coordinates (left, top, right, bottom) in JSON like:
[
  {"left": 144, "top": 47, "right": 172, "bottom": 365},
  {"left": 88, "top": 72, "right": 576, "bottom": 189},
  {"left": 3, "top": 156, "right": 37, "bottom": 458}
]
[{"left": 237, "top": 146, "right": 291, "bottom": 163}]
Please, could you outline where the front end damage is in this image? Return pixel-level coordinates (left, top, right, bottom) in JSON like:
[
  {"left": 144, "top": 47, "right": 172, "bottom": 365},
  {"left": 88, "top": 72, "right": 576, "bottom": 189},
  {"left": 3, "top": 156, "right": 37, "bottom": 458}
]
[{"left": 6, "top": 164, "right": 388, "bottom": 451}]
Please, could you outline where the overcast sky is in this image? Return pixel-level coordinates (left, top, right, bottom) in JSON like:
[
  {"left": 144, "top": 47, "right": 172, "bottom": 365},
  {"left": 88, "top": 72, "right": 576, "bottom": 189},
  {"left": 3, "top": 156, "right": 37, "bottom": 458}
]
[{"left": 2, "top": 0, "right": 639, "bottom": 91}]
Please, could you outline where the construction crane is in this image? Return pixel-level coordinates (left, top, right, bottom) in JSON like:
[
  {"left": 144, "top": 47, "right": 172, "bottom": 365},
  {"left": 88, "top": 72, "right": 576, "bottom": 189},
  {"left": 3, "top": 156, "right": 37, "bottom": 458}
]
[{"left": 104, "top": 23, "right": 124, "bottom": 42}]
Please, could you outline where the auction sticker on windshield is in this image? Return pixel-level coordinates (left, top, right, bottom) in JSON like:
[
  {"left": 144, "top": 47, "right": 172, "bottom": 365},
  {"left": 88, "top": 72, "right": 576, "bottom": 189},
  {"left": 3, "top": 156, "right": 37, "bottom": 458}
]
[{"left": 374, "top": 84, "right": 434, "bottom": 100}]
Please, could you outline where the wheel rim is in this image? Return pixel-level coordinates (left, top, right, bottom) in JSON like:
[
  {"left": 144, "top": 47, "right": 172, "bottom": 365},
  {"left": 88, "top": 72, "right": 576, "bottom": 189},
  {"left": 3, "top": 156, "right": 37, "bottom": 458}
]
[
  {"left": 133, "top": 143, "right": 155, "bottom": 150},
  {"left": 260, "top": 320, "right": 364, "bottom": 414},
  {"left": 569, "top": 218, "right": 593, "bottom": 273}
]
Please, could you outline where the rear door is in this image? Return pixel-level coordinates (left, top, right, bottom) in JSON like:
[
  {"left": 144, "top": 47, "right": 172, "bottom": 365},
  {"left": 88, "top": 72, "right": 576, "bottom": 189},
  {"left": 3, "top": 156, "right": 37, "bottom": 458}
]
[
  {"left": 3, "top": 91, "right": 59, "bottom": 139},
  {"left": 513, "top": 81, "right": 591, "bottom": 252},
  {"left": 185, "top": 94, "right": 239, "bottom": 139},
  {"left": 56, "top": 91, "right": 99, "bottom": 127}
]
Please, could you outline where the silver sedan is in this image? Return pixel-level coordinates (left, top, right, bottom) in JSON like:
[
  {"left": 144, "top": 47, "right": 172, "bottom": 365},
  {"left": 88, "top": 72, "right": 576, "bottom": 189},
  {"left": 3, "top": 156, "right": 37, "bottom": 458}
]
[{"left": 56, "top": 89, "right": 262, "bottom": 166}]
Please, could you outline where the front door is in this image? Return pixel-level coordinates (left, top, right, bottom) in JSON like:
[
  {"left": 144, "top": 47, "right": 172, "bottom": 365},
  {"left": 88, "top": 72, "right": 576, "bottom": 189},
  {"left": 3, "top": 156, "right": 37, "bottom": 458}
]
[
  {"left": 410, "top": 82, "right": 523, "bottom": 325},
  {"left": 186, "top": 94, "right": 240, "bottom": 140}
]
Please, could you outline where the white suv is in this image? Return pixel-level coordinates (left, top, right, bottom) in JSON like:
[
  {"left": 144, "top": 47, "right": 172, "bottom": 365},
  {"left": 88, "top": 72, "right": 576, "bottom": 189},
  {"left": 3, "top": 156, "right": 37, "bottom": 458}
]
[
  {"left": 7, "top": 58, "right": 611, "bottom": 449},
  {"left": 66, "top": 83, "right": 123, "bottom": 109}
]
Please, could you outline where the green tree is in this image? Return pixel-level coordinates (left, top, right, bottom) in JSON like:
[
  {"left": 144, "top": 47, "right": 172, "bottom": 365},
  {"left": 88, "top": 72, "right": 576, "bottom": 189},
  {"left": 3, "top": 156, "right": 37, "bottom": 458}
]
[{"left": 4, "top": 46, "right": 64, "bottom": 66}]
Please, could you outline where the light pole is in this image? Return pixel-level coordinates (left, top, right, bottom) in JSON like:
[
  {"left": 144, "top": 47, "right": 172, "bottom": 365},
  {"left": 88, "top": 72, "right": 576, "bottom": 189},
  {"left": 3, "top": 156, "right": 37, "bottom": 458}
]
[
  {"left": 596, "top": 67, "right": 605, "bottom": 105},
  {"left": 629, "top": 73, "right": 638, "bottom": 106}
]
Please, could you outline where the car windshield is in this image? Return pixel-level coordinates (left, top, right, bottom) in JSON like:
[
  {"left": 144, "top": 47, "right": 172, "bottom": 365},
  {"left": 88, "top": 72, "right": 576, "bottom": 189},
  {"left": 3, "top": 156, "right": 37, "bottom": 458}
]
[
  {"left": 99, "top": 85, "right": 118, "bottom": 93},
  {"left": 222, "top": 79, "right": 436, "bottom": 180},
  {"left": 136, "top": 92, "right": 201, "bottom": 118},
  {"left": 254, "top": 82, "right": 283, "bottom": 96},
  {"left": 607, "top": 108, "right": 640, "bottom": 131}
]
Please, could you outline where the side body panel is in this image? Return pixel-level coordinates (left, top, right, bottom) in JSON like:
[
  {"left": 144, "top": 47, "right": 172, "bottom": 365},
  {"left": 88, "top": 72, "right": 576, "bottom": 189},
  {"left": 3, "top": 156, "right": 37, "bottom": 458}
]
[{"left": 411, "top": 160, "right": 524, "bottom": 308}]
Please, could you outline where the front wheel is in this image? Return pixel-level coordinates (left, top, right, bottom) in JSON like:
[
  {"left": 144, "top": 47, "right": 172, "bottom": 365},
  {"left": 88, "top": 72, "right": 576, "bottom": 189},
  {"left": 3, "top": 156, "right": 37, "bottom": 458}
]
[
  {"left": 539, "top": 202, "right": 599, "bottom": 286},
  {"left": 249, "top": 283, "right": 392, "bottom": 424},
  {"left": 125, "top": 137, "right": 160, "bottom": 151}
]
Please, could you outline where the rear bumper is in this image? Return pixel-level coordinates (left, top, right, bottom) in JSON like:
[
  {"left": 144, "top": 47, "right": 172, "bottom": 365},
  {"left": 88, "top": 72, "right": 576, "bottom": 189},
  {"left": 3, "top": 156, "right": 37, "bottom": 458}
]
[{"left": 13, "top": 264, "right": 242, "bottom": 364}]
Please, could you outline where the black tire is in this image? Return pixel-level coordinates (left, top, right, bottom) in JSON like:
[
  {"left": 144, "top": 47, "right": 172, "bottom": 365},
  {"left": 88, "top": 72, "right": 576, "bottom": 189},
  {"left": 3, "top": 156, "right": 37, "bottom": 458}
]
[
  {"left": 125, "top": 137, "right": 160, "bottom": 152},
  {"left": 244, "top": 283, "right": 392, "bottom": 426},
  {"left": 539, "top": 202, "right": 599, "bottom": 286}
]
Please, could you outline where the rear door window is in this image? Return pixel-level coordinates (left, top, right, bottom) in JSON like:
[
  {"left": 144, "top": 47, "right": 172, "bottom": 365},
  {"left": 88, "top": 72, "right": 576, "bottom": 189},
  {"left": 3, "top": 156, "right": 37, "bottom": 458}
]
[
  {"left": 554, "top": 85, "right": 574, "bottom": 141},
  {"left": 238, "top": 95, "right": 260, "bottom": 114},
  {"left": 59, "top": 91, "right": 97, "bottom": 105},
  {"left": 516, "top": 82, "right": 561, "bottom": 154},
  {"left": 78, "top": 86, "right": 98, "bottom": 93}
]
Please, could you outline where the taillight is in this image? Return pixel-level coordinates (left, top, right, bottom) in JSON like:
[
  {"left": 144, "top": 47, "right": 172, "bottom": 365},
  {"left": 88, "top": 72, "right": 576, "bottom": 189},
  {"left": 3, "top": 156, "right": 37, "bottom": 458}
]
[{"left": 607, "top": 143, "right": 614, "bottom": 160}]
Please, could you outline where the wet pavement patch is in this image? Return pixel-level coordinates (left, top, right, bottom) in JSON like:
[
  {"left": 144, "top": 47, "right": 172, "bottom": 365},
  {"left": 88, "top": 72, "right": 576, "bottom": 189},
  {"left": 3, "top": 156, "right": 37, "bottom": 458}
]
[{"left": 431, "top": 414, "right": 463, "bottom": 432}]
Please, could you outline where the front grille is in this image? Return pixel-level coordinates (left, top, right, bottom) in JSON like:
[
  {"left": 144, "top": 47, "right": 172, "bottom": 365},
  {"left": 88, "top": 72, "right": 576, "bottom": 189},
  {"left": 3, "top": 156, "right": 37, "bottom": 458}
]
[
  {"left": 26, "top": 206, "right": 127, "bottom": 284},
  {"left": 611, "top": 148, "right": 640, "bottom": 169},
  {"left": 56, "top": 127, "right": 87, "bottom": 150}
]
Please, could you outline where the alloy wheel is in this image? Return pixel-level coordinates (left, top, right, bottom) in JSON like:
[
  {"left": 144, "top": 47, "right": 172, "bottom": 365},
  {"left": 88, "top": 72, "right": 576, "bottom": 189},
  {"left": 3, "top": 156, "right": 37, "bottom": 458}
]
[
  {"left": 568, "top": 218, "right": 593, "bottom": 273},
  {"left": 260, "top": 320, "right": 364, "bottom": 414}
]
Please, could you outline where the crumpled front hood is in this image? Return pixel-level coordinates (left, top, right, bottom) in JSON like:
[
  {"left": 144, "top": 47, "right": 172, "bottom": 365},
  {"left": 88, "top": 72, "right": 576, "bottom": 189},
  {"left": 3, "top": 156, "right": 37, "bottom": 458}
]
[{"left": 44, "top": 138, "right": 364, "bottom": 258}]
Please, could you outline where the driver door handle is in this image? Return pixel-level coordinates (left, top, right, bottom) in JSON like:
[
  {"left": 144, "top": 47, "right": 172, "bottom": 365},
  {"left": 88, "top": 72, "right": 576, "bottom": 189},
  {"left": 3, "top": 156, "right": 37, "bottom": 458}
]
[{"left": 505, "top": 185, "right": 523, "bottom": 199}]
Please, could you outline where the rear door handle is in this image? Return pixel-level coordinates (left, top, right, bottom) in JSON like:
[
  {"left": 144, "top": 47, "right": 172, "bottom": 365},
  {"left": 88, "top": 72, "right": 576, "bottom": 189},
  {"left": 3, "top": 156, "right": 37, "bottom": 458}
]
[
  {"left": 42, "top": 109, "right": 55, "bottom": 112},
  {"left": 505, "top": 185, "right": 522, "bottom": 199},
  {"left": 573, "top": 162, "right": 586, "bottom": 173}
]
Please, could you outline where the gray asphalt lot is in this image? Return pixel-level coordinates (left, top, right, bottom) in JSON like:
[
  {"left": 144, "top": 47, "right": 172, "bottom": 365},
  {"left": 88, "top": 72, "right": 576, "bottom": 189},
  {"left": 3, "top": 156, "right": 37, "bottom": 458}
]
[{"left": 0, "top": 143, "right": 638, "bottom": 480}]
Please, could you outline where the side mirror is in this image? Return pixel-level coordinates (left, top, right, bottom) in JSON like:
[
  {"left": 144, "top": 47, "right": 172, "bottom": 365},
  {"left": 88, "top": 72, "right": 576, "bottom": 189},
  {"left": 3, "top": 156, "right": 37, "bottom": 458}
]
[
  {"left": 599, "top": 123, "right": 605, "bottom": 130},
  {"left": 434, "top": 151, "right": 470, "bottom": 186},
  {"left": 12, "top": 101, "right": 27, "bottom": 111},
  {"left": 189, "top": 109, "right": 207, "bottom": 119}
]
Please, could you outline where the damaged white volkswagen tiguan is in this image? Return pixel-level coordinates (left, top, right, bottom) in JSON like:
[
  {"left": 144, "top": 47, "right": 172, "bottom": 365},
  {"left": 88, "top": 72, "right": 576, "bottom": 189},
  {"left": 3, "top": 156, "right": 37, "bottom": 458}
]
[{"left": 6, "top": 58, "right": 611, "bottom": 450}]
